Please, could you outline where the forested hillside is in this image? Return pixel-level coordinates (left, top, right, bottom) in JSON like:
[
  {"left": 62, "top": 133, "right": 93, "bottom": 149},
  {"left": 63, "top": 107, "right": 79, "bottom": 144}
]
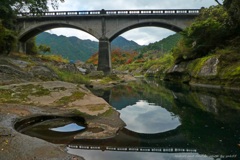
[
  {"left": 36, "top": 32, "right": 98, "bottom": 61},
  {"left": 137, "top": 34, "right": 182, "bottom": 55},
  {"left": 112, "top": 36, "right": 141, "bottom": 51},
  {"left": 36, "top": 32, "right": 142, "bottom": 62},
  {"left": 87, "top": 33, "right": 181, "bottom": 68}
]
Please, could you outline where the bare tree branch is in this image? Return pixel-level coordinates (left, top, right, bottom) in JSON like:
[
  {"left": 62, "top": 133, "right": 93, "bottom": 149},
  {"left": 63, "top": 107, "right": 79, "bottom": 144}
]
[{"left": 215, "top": 0, "right": 223, "bottom": 5}]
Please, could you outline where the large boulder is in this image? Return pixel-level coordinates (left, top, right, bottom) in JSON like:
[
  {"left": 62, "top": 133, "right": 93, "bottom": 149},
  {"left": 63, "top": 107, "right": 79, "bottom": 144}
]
[
  {"left": 0, "top": 64, "right": 34, "bottom": 85},
  {"left": 55, "top": 62, "right": 80, "bottom": 73},
  {"left": 30, "top": 65, "right": 59, "bottom": 81},
  {"left": 165, "top": 56, "right": 222, "bottom": 84},
  {"left": 164, "top": 62, "right": 191, "bottom": 83},
  {"left": 198, "top": 57, "right": 219, "bottom": 77},
  {"left": 0, "top": 65, "right": 29, "bottom": 77}
]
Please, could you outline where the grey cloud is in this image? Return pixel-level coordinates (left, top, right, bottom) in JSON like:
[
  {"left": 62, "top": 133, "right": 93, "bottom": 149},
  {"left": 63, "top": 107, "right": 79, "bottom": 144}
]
[
  {"left": 122, "top": 28, "right": 175, "bottom": 45},
  {"left": 56, "top": 0, "right": 217, "bottom": 11}
]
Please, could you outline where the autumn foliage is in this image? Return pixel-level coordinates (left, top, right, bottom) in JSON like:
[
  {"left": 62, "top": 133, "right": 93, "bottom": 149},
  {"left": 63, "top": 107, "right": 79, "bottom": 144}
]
[{"left": 86, "top": 48, "right": 138, "bottom": 67}]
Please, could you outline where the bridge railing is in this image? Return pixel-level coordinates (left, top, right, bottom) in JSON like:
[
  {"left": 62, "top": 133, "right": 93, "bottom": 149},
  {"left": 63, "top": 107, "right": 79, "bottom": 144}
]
[
  {"left": 17, "top": 9, "right": 200, "bottom": 17},
  {"left": 68, "top": 144, "right": 198, "bottom": 153}
]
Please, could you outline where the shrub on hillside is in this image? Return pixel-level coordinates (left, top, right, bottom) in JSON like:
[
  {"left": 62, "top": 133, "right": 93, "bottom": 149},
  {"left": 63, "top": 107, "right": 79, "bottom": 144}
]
[
  {"left": 173, "top": 6, "right": 231, "bottom": 63},
  {"left": 0, "top": 22, "right": 16, "bottom": 55}
]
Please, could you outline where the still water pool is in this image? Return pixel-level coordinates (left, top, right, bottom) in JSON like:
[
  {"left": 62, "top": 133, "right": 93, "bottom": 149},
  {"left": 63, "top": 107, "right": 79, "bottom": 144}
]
[
  {"left": 68, "top": 79, "right": 240, "bottom": 160},
  {"left": 119, "top": 100, "right": 180, "bottom": 133},
  {"left": 15, "top": 116, "right": 86, "bottom": 144}
]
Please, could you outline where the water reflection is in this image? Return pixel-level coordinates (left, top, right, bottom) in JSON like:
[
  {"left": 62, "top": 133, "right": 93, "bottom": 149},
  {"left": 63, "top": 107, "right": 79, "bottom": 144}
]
[
  {"left": 13, "top": 78, "right": 240, "bottom": 159},
  {"left": 50, "top": 123, "right": 85, "bottom": 132},
  {"left": 15, "top": 116, "right": 86, "bottom": 144},
  {"left": 119, "top": 100, "right": 180, "bottom": 133},
  {"left": 80, "top": 78, "right": 240, "bottom": 160},
  {"left": 67, "top": 150, "right": 212, "bottom": 160}
]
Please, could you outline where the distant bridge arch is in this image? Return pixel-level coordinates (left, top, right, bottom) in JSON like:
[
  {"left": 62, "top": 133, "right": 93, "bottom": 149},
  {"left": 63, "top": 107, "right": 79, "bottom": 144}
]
[{"left": 16, "top": 9, "right": 199, "bottom": 73}]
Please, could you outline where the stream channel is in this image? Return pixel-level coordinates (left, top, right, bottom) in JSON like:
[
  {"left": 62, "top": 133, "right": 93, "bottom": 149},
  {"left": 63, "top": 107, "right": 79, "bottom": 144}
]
[
  {"left": 16, "top": 78, "right": 240, "bottom": 160},
  {"left": 68, "top": 78, "right": 240, "bottom": 160}
]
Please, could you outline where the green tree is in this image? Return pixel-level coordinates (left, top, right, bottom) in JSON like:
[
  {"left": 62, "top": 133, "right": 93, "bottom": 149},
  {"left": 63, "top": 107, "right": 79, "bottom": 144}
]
[
  {"left": 0, "top": 0, "right": 63, "bottom": 29},
  {"left": 0, "top": 0, "right": 64, "bottom": 55},
  {"left": 223, "top": 0, "right": 240, "bottom": 33},
  {"left": 214, "top": 0, "right": 240, "bottom": 35},
  {"left": 0, "top": 1, "right": 16, "bottom": 29},
  {"left": 38, "top": 44, "right": 51, "bottom": 53},
  {"left": 176, "top": 6, "right": 230, "bottom": 61},
  {"left": 26, "top": 37, "right": 38, "bottom": 55},
  {"left": 0, "top": 22, "right": 16, "bottom": 55}
]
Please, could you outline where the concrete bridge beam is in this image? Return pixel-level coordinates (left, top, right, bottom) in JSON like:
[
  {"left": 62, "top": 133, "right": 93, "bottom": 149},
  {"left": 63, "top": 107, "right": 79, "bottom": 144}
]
[{"left": 97, "top": 38, "right": 112, "bottom": 74}]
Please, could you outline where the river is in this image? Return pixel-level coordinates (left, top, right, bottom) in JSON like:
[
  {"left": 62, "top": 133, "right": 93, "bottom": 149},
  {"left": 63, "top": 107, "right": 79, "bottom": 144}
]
[{"left": 68, "top": 78, "right": 240, "bottom": 160}]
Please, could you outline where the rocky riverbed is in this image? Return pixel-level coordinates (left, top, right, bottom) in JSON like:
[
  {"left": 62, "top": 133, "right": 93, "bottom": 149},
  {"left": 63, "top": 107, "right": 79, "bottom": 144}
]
[{"left": 0, "top": 55, "right": 128, "bottom": 160}]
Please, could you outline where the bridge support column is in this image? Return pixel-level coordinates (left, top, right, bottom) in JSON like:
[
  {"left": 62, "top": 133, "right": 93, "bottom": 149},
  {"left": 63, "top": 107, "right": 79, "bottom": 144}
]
[
  {"left": 18, "top": 42, "right": 26, "bottom": 53},
  {"left": 97, "top": 38, "right": 112, "bottom": 74}
]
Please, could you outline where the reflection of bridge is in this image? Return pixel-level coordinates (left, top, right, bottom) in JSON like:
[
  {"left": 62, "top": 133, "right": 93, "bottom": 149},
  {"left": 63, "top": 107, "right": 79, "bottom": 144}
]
[
  {"left": 16, "top": 9, "right": 199, "bottom": 73},
  {"left": 68, "top": 145, "right": 197, "bottom": 153},
  {"left": 68, "top": 126, "right": 197, "bottom": 153}
]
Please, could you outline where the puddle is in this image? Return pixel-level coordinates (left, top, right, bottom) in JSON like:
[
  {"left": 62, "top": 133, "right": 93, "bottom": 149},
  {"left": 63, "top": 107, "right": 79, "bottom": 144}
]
[
  {"left": 50, "top": 123, "right": 85, "bottom": 132},
  {"left": 15, "top": 115, "right": 86, "bottom": 144}
]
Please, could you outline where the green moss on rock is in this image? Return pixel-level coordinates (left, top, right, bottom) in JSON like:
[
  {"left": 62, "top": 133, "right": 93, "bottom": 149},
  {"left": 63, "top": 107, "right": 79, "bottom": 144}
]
[
  {"left": 55, "top": 91, "right": 85, "bottom": 105},
  {"left": 0, "top": 84, "right": 51, "bottom": 103}
]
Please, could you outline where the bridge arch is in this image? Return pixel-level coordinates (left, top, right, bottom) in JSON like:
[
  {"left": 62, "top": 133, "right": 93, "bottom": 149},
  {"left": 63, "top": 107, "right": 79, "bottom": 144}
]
[
  {"left": 18, "top": 22, "right": 100, "bottom": 42},
  {"left": 108, "top": 21, "right": 183, "bottom": 42}
]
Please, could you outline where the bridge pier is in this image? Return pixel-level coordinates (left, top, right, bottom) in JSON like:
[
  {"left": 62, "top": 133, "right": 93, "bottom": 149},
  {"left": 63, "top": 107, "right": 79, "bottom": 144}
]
[{"left": 97, "top": 38, "right": 112, "bottom": 74}]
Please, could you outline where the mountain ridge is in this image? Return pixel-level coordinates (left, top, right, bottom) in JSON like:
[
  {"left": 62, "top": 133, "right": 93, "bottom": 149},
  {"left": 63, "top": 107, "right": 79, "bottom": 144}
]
[{"left": 36, "top": 32, "right": 142, "bottom": 62}]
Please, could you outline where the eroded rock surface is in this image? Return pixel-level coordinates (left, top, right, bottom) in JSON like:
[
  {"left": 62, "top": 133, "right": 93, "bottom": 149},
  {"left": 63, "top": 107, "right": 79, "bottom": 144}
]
[{"left": 0, "top": 81, "right": 125, "bottom": 160}]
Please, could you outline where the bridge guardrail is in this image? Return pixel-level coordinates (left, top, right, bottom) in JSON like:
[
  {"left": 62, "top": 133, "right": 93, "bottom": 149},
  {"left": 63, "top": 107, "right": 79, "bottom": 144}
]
[
  {"left": 68, "top": 144, "right": 198, "bottom": 153},
  {"left": 17, "top": 9, "right": 200, "bottom": 17}
]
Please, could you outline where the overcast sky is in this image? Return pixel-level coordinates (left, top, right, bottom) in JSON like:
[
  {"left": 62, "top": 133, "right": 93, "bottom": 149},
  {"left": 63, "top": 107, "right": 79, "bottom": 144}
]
[{"left": 47, "top": 0, "right": 217, "bottom": 45}]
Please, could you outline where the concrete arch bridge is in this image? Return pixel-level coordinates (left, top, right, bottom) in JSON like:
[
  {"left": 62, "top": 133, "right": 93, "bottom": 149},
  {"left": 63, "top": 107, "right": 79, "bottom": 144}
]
[{"left": 16, "top": 9, "right": 199, "bottom": 73}]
